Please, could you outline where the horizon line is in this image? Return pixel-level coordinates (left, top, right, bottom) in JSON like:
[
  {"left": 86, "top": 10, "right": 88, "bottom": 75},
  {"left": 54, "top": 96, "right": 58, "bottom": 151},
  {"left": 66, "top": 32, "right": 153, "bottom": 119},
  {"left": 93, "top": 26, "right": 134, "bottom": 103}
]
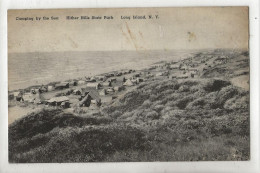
[{"left": 8, "top": 48, "right": 248, "bottom": 54}]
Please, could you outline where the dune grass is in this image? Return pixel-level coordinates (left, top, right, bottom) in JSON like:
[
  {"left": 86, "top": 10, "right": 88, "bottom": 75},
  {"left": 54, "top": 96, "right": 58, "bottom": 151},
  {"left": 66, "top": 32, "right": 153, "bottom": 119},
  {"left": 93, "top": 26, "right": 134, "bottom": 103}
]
[{"left": 9, "top": 77, "right": 250, "bottom": 162}]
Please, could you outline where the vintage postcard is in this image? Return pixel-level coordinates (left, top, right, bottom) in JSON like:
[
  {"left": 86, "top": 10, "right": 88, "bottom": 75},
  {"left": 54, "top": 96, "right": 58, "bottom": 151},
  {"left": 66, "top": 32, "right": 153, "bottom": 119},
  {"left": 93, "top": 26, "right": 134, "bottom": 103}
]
[{"left": 8, "top": 7, "right": 249, "bottom": 163}]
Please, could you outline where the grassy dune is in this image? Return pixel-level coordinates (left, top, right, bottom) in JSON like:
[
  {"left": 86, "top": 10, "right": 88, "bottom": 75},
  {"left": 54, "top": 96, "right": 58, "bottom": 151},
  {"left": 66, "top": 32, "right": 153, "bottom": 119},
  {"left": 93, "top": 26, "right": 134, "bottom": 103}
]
[{"left": 9, "top": 77, "right": 249, "bottom": 162}]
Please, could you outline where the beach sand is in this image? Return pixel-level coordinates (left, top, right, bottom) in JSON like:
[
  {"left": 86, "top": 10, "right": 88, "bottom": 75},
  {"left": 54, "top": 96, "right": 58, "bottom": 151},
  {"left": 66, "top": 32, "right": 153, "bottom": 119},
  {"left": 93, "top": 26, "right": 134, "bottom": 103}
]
[{"left": 8, "top": 106, "right": 41, "bottom": 125}]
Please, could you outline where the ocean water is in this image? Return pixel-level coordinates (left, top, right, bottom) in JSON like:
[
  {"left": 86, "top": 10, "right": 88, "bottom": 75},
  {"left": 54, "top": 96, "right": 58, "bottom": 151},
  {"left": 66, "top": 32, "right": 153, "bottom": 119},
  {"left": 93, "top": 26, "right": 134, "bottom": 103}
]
[{"left": 8, "top": 50, "right": 194, "bottom": 91}]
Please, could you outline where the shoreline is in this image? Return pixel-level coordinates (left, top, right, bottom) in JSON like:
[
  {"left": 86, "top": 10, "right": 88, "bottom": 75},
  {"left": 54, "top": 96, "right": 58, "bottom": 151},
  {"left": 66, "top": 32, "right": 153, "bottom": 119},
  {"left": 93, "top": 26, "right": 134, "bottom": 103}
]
[{"left": 8, "top": 51, "right": 196, "bottom": 92}]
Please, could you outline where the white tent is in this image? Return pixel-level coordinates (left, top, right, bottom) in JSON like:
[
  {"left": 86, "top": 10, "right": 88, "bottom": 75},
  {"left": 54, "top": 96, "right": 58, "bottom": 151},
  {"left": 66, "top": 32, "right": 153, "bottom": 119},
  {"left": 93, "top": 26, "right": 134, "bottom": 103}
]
[{"left": 123, "top": 79, "right": 134, "bottom": 86}]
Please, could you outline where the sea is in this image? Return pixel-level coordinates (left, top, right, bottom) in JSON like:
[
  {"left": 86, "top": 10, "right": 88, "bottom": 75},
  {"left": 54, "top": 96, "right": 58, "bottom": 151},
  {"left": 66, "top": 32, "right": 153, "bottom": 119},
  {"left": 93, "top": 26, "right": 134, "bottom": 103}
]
[{"left": 8, "top": 50, "right": 196, "bottom": 91}]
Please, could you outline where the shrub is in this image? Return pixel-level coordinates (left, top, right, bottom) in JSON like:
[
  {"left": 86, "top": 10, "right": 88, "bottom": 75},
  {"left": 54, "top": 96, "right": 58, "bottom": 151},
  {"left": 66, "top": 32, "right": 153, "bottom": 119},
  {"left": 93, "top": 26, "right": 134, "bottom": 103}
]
[
  {"left": 132, "top": 109, "right": 144, "bottom": 118},
  {"left": 153, "top": 105, "right": 164, "bottom": 113},
  {"left": 120, "top": 111, "right": 134, "bottom": 120},
  {"left": 203, "top": 79, "right": 231, "bottom": 92},
  {"left": 186, "top": 98, "right": 206, "bottom": 109},
  {"left": 224, "top": 96, "right": 249, "bottom": 110},
  {"left": 152, "top": 81, "right": 179, "bottom": 94},
  {"left": 180, "top": 80, "right": 199, "bottom": 87},
  {"left": 178, "top": 85, "right": 190, "bottom": 92},
  {"left": 118, "top": 91, "right": 149, "bottom": 112},
  {"left": 142, "top": 100, "right": 152, "bottom": 109},
  {"left": 145, "top": 110, "right": 159, "bottom": 120},
  {"left": 9, "top": 124, "right": 150, "bottom": 163},
  {"left": 161, "top": 89, "right": 174, "bottom": 96},
  {"left": 137, "top": 83, "right": 146, "bottom": 89},
  {"left": 182, "top": 119, "right": 203, "bottom": 130},
  {"left": 190, "top": 85, "right": 201, "bottom": 92},
  {"left": 149, "top": 94, "right": 158, "bottom": 102},
  {"left": 162, "top": 109, "right": 184, "bottom": 120},
  {"left": 110, "top": 111, "right": 122, "bottom": 119},
  {"left": 176, "top": 96, "right": 194, "bottom": 109},
  {"left": 217, "top": 85, "right": 239, "bottom": 102}
]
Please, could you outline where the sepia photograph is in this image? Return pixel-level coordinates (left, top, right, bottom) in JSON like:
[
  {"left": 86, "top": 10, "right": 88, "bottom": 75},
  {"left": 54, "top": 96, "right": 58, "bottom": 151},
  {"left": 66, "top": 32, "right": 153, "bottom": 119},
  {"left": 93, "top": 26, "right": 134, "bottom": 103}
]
[{"left": 7, "top": 7, "right": 250, "bottom": 163}]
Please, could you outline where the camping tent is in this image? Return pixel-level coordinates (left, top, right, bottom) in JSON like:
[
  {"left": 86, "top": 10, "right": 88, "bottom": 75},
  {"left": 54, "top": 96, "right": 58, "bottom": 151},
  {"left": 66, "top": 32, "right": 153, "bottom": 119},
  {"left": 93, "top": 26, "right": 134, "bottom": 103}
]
[
  {"left": 86, "top": 82, "right": 101, "bottom": 89},
  {"left": 123, "top": 79, "right": 134, "bottom": 86},
  {"left": 79, "top": 91, "right": 101, "bottom": 107},
  {"left": 23, "top": 93, "right": 34, "bottom": 102},
  {"left": 8, "top": 93, "right": 14, "bottom": 100},
  {"left": 99, "top": 89, "right": 107, "bottom": 96},
  {"left": 79, "top": 94, "right": 91, "bottom": 107},
  {"left": 103, "top": 81, "right": 111, "bottom": 87},
  {"left": 78, "top": 80, "right": 86, "bottom": 85},
  {"left": 48, "top": 85, "right": 54, "bottom": 91},
  {"left": 47, "top": 96, "right": 69, "bottom": 106},
  {"left": 88, "top": 91, "right": 101, "bottom": 105},
  {"left": 69, "top": 81, "right": 78, "bottom": 86},
  {"left": 73, "top": 89, "right": 82, "bottom": 95},
  {"left": 107, "top": 87, "right": 114, "bottom": 93},
  {"left": 61, "top": 101, "right": 70, "bottom": 108},
  {"left": 13, "top": 91, "right": 23, "bottom": 101},
  {"left": 108, "top": 78, "right": 117, "bottom": 83},
  {"left": 55, "top": 82, "right": 69, "bottom": 90},
  {"left": 114, "top": 86, "right": 124, "bottom": 91}
]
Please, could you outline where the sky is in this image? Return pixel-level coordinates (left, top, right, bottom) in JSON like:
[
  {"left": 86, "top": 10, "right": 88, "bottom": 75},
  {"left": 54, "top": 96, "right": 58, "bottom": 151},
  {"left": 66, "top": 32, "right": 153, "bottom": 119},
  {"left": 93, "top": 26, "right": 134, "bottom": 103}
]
[{"left": 8, "top": 7, "right": 249, "bottom": 53}]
